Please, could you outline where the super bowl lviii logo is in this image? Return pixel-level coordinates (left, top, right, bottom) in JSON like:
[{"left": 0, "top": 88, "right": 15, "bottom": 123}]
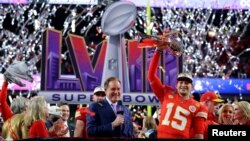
[
  {"left": 39, "top": 1, "right": 179, "bottom": 105},
  {"left": 39, "top": 28, "right": 178, "bottom": 105}
]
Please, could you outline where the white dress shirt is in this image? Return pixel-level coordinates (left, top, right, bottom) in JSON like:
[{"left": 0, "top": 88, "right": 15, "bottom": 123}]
[{"left": 63, "top": 122, "right": 70, "bottom": 137}]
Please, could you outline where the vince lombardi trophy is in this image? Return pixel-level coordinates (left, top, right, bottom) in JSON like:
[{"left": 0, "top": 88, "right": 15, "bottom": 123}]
[{"left": 101, "top": 1, "right": 137, "bottom": 92}]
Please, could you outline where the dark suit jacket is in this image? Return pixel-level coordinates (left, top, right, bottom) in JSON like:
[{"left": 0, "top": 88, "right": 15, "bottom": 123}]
[{"left": 86, "top": 99, "right": 134, "bottom": 138}]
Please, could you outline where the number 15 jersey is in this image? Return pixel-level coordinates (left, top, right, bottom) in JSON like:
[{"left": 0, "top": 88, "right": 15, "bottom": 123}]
[
  {"left": 147, "top": 51, "right": 207, "bottom": 139},
  {"left": 156, "top": 86, "right": 207, "bottom": 138}
]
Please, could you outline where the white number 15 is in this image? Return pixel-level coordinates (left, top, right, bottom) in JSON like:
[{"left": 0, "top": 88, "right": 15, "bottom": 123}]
[{"left": 161, "top": 103, "right": 190, "bottom": 131}]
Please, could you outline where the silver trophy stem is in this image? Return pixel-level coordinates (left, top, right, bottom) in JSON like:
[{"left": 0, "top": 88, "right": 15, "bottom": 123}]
[
  {"left": 121, "top": 37, "right": 130, "bottom": 93},
  {"left": 101, "top": 35, "right": 130, "bottom": 92}
]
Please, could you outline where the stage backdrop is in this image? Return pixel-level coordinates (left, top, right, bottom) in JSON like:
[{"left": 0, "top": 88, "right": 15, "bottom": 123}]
[{"left": 38, "top": 28, "right": 179, "bottom": 105}]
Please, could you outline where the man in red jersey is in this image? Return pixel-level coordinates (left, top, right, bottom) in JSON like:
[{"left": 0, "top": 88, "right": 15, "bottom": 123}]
[
  {"left": 148, "top": 46, "right": 207, "bottom": 139},
  {"left": 200, "top": 92, "right": 224, "bottom": 123},
  {"left": 200, "top": 92, "right": 224, "bottom": 139}
]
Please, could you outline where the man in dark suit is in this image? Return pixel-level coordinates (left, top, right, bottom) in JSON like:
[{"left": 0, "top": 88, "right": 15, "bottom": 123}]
[
  {"left": 74, "top": 86, "right": 106, "bottom": 138},
  {"left": 86, "top": 77, "right": 134, "bottom": 138}
]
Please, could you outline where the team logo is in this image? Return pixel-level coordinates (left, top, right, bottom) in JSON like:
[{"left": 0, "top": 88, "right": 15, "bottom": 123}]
[{"left": 189, "top": 105, "right": 196, "bottom": 112}]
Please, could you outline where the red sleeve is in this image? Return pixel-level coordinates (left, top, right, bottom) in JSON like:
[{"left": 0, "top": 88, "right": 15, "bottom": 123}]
[
  {"left": 75, "top": 108, "right": 87, "bottom": 121},
  {"left": 147, "top": 51, "right": 165, "bottom": 102},
  {"left": 75, "top": 107, "right": 95, "bottom": 120},
  {"left": 195, "top": 104, "right": 208, "bottom": 119},
  {"left": 29, "top": 120, "right": 49, "bottom": 138},
  {"left": 193, "top": 117, "right": 206, "bottom": 135},
  {"left": 0, "top": 82, "right": 13, "bottom": 121}
]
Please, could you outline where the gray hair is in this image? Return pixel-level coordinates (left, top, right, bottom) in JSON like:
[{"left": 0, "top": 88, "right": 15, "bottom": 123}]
[{"left": 10, "top": 96, "right": 29, "bottom": 114}]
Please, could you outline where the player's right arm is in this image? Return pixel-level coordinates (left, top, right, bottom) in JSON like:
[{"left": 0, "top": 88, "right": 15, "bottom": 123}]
[{"left": 147, "top": 50, "right": 165, "bottom": 101}]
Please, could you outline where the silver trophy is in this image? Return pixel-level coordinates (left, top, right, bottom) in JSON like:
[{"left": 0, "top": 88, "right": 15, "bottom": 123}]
[
  {"left": 4, "top": 60, "right": 33, "bottom": 86},
  {"left": 100, "top": 1, "right": 137, "bottom": 92}
]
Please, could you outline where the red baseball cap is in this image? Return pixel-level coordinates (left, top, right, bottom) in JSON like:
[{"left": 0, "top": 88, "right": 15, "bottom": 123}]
[{"left": 200, "top": 92, "right": 224, "bottom": 103}]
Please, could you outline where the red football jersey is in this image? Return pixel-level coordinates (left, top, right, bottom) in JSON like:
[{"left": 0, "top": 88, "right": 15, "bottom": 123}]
[
  {"left": 75, "top": 107, "right": 95, "bottom": 138},
  {"left": 190, "top": 104, "right": 209, "bottom": 138},
  {"left": 156, "top": 86, "right": 207, "bottom": 138},
  {"left": 148, "top": 51, "right": 207, "bottom": 139}
]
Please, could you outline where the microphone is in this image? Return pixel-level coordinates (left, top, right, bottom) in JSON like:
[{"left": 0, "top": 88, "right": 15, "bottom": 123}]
[
  {"left": 116, "top": 100, "right": 124, "bottom": 115},
  {"left": 116, "top": 100, "right": 124, "bottom": 137}
]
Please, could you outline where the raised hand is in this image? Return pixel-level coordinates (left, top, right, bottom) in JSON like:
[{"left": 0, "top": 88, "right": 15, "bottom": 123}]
[
  {"left": 138, "top": 31, "right": 183, "bottom": 56},
  {"left": 50, "top": 118, "right": 68, "bottom": 137}
]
